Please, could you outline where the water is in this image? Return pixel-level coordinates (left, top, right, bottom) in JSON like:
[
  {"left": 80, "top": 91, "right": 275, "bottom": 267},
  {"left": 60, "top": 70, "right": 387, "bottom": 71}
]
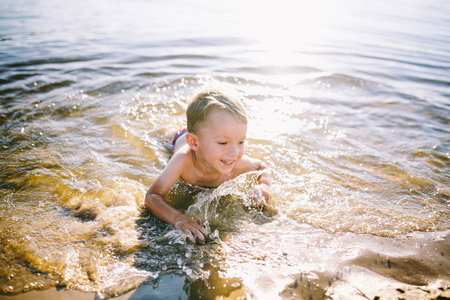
[{"left": 1, "top": 0, "right": 449, "bottom": 298}]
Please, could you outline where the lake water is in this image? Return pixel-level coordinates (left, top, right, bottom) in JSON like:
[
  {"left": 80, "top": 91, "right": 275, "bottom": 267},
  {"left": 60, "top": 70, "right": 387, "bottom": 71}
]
[{"left": 1, "top": 0, "right": 449, "bottom": 299}]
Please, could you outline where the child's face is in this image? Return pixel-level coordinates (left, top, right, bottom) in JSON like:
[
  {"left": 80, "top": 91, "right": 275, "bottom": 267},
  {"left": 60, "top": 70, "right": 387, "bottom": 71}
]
[{"left": 195, "top": 109, "right": 247, "bottom": 174}]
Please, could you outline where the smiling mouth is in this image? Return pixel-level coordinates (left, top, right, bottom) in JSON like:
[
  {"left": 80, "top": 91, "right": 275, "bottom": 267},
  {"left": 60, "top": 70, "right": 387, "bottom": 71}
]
[{"left": 221, "top": 159, "right": 234, "bottom": 166}]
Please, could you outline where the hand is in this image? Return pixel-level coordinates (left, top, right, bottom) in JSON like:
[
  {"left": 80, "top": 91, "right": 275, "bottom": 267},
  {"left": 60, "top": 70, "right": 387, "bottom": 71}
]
[
  {"left": 250, "top": 184, "right": 272, "bottom": 208},
  {"left": 172, "top": 212, "right": 208, "bottom": 244}
]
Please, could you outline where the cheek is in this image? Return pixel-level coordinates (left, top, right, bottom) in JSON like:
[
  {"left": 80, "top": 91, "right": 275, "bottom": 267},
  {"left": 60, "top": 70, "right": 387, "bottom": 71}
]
[
  {"left": 209, "top": 145, "right": 224, "bottom": 158},
  {"left": 238, "top": 145, "right": 245, "bottom": 158}
]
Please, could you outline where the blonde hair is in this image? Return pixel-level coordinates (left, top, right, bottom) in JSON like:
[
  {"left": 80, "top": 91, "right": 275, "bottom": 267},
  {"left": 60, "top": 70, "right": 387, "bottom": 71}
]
[{"left": 186, "top": 87, "right": 248, "bottom": 134}]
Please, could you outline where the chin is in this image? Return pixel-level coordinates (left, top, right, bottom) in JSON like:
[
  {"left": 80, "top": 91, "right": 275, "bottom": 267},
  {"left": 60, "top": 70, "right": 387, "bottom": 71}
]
[
  {"left": 218, "top": 163, "right": 234, "bottom": 174},
  {"left": 218, "top": 167, "right": 233, "bottom": 174}
]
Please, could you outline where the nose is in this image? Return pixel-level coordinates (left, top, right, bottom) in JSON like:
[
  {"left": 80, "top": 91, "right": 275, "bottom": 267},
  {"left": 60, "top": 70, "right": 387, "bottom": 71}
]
[{"left": 228, "top": 144, "right": 239, "bottom": 157}]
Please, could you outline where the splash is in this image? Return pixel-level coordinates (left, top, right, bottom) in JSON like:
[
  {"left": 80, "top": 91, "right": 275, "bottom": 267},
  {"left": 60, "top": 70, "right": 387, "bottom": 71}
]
[{"left": 185, "top": 170, "right": 271, "bottom": 230}]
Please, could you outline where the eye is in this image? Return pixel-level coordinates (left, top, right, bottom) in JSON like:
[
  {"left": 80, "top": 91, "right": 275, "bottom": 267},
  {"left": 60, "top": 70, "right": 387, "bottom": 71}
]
[
  {"left": 218, "top": 142, "right": 227, "bottom": 145},
  {"left": 238, "top": 140, "right": 246, "bottom": 145}
]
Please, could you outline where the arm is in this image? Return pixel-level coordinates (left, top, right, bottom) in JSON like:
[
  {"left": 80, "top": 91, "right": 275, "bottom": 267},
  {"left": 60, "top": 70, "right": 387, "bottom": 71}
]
[
  {"left": 253, "top": 161, "right": 273, "bottom": 207},
  {"left": 239, "top": 156, "right": 273, "bottom": 207},
  {"left": 145, "top": 151, "right": 208, "bottom": 243},
  {"left": 145, "top": 192, "right": 208, "bottom": 243},
  {"left": 257, "top": 161, "right": 271, "bottom": 186}
]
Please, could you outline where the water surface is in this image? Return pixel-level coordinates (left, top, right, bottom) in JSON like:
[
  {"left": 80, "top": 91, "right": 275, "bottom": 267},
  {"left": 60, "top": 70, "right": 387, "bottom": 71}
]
[{"left": 1, "top": 0, "right": 449, "bottom": 298}]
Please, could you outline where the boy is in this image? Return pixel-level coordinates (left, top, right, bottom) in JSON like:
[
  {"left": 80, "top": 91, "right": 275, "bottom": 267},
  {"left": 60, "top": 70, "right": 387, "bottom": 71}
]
[{"left": 145, "top": 87, "right": 272, "bottom": 244}]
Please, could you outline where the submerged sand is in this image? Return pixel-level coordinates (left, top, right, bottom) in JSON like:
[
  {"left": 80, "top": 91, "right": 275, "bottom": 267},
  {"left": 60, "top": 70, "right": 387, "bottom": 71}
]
[
  {"left": 1, "top": 231, "right": 449, "bottom": 300},
  {"left": 281, "top": 230, "right": 450, "bottom": 300}
]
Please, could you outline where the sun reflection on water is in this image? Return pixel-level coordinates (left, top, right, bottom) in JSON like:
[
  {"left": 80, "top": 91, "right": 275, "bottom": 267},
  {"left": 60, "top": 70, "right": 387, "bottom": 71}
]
[
  {"left": 234, "top": 0, "right": 342, "bottom": 66},
  {"left": 1, "top": 0, "right": 449, "bottom": 297}
]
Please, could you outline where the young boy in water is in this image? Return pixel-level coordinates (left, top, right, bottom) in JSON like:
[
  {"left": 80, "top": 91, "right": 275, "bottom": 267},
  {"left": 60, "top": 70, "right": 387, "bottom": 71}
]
[{"left": 145, "top": 87, "right": 272, "bottom": 244}]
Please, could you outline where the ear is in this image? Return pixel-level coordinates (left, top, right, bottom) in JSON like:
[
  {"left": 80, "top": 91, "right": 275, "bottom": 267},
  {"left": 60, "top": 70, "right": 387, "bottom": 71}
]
[{"left": 185, "top": 132, "right": 199, "bottom": 151}]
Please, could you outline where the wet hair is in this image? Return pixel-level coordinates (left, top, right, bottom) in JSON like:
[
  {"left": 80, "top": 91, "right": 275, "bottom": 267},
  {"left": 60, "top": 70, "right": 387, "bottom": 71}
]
[{"left": 186, "top": 87, "right": 248, "bottom": 134}]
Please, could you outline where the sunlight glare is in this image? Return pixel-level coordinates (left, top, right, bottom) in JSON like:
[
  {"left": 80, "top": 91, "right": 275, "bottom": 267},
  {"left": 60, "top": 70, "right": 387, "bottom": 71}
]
[{"left": 237, "top": 0, "right": 336, "bottom": 63}]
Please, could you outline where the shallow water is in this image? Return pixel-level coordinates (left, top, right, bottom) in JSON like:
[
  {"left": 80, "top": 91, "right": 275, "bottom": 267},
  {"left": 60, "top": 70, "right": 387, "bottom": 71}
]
[{"left": 1, "top": 0, "right": 449, "bottom": 298}]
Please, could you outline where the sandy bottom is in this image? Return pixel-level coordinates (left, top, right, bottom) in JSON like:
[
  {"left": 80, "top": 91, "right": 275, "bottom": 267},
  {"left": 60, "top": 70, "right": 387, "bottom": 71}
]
[
  {"left": 0, "top": 273, "right": 187, "bottom": 300},
  {"left": 1, "top": 231, "right": 449, "bottom": 300},
  {"left": 280, "top": 230, "right": 450, "bottom": 300}
]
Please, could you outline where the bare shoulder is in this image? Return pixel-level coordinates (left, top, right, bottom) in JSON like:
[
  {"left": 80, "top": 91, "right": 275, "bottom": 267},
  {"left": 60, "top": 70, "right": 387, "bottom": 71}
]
[
  {"left": 237, "top": 155, "right": 267, "bottom": 173},
  {"left": 148, "top": 145, "right": 193, "bottom": 196},
  {"left": 237, "top": 155, "right": 271, "bottom": 186},
  {"left": 167, "top": 145, "right": 193, "bottom": 175}
]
